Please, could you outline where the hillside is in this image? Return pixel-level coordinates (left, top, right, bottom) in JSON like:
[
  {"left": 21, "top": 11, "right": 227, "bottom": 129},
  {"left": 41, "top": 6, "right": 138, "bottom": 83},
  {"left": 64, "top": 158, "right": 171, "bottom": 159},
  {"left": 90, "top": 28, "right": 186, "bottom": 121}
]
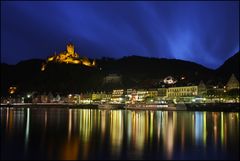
[
  {"left": 1, "top": 52, "right": 239, "bottom": 96},
  {"left": 215, "top": 51, "right": 240, "bottom": 83}
]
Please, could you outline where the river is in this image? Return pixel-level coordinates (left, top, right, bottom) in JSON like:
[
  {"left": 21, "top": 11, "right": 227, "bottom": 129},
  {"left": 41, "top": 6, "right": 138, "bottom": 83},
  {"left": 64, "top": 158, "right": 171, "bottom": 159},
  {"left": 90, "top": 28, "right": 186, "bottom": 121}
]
[{"left": 0, "top": 107, "right": 239, "bottom": 160}]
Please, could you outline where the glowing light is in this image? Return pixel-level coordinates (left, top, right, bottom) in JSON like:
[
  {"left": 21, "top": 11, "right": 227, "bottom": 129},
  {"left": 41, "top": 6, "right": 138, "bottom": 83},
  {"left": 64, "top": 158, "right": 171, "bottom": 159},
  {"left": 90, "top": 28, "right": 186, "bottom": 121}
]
[
  {"left": 8, "top": 86, "right": 17, "bottom": 94},
  {"left": 164, "top": 76, "right": 177, "bottom": 84},
  {"left": 41, "top": 63, "right": 46, "bottom": 71}
]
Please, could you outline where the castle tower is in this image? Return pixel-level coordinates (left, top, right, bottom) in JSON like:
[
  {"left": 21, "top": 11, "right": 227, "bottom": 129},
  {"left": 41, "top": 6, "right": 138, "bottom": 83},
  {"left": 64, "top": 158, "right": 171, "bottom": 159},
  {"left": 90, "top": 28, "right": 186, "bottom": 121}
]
[
  {"left": 66, "top": 43, "right": 74, "bottom": 55},
  {"left": 92, "top": 59, "right": 96, "bottom": 66}
]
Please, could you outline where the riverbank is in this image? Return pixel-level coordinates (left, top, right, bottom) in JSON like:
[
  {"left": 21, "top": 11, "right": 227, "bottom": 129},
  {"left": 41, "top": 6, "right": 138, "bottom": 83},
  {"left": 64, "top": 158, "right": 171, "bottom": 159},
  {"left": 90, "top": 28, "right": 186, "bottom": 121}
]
[
  {"left": 0, "top": 103, "right": 98, "bottom": 109},
  {"left": 0, "top": 103, "right": 239, "bottom": 112}
]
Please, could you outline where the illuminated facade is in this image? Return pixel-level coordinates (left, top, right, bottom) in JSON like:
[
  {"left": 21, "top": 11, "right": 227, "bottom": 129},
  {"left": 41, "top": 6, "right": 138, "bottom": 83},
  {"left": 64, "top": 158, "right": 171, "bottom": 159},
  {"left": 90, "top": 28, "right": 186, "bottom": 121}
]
[
  {"left": 92, "top": 92, "right": 104, "bottom": 101},
  {"left": 135, "top": 89, "right": 148, "bottom": 102},
  {"left": 41, "top": 43, "right": 96, "bottom": 71},
  {"left": 92, "top": 92, "right": 111, "bottom": 102},
  {"left": 147, "top": 89, "right": 158, "bottom": 97},
  {"left": 111, "top": 89, "right": 124, "bottom": 103},
  {"left": 167, "top": 86, "right": 198, "bottom": 98},
  {"left": 80, "top": 93, "right": 92, "bottom": 104},
  {"left": 125, "top": 89, "right": 133, "bottom": 104}
]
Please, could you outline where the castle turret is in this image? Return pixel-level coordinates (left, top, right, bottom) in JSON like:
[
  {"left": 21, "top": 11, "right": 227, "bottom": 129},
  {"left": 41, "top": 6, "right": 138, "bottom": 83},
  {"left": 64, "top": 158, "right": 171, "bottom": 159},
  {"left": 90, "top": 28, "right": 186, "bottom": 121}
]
[{"left": 66, "top": 43, "right": 74, "bottom": 55}]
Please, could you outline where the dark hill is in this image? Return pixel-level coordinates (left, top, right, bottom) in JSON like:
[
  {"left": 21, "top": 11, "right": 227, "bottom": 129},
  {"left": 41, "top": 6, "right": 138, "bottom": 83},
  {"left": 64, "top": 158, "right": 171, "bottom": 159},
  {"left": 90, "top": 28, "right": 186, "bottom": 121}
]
[
  {"left": 97, "top": 55, "right": 214, "bottom": 87},
  {"left": 215, "top": 51, "right": 239, "bottom": 83},
  {"left": 1, "top": 53, "right": 239, "bottom": 96}
]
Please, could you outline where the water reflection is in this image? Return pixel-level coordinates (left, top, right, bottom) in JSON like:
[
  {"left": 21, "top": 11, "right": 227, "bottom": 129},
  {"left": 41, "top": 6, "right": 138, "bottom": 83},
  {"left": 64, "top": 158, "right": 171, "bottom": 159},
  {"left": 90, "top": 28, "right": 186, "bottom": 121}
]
[
  {"left": 0, "top": 108, "right": 239, "bottom": 160},
  {"left": 24, "top": 108, "right": 30, "bottom": 153},
  {"left": 110, "top": 110, "right": 123, "bottom": 156}
]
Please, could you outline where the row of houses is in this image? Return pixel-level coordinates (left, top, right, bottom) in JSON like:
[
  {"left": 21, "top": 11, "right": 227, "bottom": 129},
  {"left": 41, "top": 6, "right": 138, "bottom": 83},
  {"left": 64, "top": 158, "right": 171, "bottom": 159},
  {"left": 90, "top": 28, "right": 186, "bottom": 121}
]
[
  {"left": 81, "top": 74, "right": 239, "bottom": 104},
  {"left": 2, "top": 74, "right": 239, "bottom": 104}
]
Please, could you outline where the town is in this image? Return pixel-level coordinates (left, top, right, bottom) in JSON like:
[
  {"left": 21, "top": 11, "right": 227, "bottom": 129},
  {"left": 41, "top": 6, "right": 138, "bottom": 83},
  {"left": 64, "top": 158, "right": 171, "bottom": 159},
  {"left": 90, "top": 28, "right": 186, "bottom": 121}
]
[
  {"left": 2, "top": 73, "right": 239, "bottom": 108},
  {"left": 1, "top": 1, "right": 239, "bottom": 160}
]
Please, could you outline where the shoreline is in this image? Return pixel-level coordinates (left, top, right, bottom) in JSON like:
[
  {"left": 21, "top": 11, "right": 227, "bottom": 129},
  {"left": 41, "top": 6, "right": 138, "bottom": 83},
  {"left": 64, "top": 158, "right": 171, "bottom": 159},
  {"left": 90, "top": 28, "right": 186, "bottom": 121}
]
[
  {"left": 0, "top": 103, "right": 98, "bottom": 109},
  {"left": 0, "top": 103, "right": 239, "bottom": 112}
]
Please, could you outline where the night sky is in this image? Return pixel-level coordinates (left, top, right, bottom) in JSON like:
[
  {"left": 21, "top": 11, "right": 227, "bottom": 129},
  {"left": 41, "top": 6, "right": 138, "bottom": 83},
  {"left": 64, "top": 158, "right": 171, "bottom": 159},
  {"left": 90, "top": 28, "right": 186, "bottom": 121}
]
[{"left": 1, "top": 1, "right": 239, "bottom": 69}]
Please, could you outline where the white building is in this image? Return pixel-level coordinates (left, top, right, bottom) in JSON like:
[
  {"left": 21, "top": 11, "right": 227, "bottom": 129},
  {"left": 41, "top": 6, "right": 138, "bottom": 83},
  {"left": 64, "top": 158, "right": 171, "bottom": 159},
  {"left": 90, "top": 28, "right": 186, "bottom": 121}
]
[
  {"left": 167, "top": 86, "right": 198, "bottom": 98},
  {"left": 103, "top": 74, "right": 122, "bottom": 84}
]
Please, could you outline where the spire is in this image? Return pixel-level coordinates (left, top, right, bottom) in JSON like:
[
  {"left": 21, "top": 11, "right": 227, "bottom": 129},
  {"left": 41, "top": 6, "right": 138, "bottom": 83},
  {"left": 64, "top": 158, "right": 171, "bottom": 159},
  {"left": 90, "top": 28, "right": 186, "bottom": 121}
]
[
  {"left": 198, "top": 80, "right": 206, "bottom": 88},
  {"left": 226, "top": 74, "right": 239, "bottom": 90},
  {"left": 198, "top": 80, "right": 207, "bottom": 96}
]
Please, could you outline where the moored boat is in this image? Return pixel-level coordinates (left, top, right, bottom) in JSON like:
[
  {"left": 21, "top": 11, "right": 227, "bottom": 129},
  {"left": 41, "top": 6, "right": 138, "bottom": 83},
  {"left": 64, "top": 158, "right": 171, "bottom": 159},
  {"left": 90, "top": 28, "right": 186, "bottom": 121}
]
[
  {"left": 98, "top": 103, "right": 124, "bottom": 110},
  {"left": 125, "top": 103, "right": 186, "bottom": 111}
]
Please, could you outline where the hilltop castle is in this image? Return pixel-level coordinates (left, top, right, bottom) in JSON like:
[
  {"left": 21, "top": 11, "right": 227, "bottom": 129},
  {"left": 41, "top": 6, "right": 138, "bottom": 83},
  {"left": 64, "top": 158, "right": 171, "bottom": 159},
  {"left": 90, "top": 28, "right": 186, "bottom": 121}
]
[{"left": 41, "top": 43, "right": 96, "bottom": 71}]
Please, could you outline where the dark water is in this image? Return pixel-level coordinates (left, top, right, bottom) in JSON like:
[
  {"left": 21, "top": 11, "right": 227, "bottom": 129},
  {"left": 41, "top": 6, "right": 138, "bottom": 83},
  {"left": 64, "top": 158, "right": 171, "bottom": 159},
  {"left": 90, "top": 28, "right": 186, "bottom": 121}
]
[{"left": 0, "top": 107, "right": 239, "bottom": 160}]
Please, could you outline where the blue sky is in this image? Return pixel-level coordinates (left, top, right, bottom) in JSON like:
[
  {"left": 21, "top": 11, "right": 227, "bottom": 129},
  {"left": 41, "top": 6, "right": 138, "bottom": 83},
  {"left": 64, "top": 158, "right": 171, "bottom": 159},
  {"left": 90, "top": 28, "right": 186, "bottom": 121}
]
[{"left": 1, "top": 1, "right": 239, "bottom": 69}]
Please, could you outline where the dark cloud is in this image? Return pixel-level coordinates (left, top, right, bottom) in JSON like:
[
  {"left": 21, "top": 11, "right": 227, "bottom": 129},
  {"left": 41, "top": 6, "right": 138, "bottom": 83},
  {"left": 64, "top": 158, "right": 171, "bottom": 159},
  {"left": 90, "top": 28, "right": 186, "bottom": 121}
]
[{"left": 1, "top": 1, "right": 239, "bottom": 69}]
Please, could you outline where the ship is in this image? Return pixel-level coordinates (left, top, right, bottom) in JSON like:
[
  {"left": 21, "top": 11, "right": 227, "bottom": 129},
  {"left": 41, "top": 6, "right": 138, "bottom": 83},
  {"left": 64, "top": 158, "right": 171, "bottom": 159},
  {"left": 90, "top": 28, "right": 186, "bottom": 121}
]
[{"left": 98, "top": 102, "right": 125, "bottom": 110}]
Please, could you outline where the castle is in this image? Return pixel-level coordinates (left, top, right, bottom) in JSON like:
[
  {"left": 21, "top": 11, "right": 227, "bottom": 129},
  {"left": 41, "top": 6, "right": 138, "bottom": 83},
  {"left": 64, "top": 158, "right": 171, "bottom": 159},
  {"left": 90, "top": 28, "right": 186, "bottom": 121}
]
[{"left": 41, "top": 43, "right": 96, "bottom": 71}]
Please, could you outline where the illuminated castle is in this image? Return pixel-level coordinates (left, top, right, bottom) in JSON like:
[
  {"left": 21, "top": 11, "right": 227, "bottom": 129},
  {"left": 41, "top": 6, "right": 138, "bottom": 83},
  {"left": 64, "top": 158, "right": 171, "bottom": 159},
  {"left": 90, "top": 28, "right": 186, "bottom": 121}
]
[{"left": 41, "top": 43, "right": 96, "bottom": 71}]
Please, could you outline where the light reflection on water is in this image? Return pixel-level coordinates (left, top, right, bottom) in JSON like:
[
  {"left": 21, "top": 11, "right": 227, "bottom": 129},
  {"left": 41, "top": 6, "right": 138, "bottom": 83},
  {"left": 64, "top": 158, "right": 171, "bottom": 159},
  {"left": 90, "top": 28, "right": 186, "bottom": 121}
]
[{"left": 0, "top": 107, "right": 239, "bottom": 160}]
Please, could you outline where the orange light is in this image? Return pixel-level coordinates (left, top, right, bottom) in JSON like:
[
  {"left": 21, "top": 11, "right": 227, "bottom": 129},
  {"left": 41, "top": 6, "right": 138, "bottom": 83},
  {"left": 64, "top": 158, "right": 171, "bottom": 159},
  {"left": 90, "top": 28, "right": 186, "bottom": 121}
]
[{"left": 8, "top": 86, "right": 17, "bottom": 94}]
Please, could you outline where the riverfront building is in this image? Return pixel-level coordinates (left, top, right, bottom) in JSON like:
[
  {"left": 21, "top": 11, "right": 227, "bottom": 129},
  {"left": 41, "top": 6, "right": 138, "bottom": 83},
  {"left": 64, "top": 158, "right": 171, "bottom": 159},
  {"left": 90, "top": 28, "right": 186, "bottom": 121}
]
[{"left": 166, "top": 86, "right": 198, "bottom": 98}]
